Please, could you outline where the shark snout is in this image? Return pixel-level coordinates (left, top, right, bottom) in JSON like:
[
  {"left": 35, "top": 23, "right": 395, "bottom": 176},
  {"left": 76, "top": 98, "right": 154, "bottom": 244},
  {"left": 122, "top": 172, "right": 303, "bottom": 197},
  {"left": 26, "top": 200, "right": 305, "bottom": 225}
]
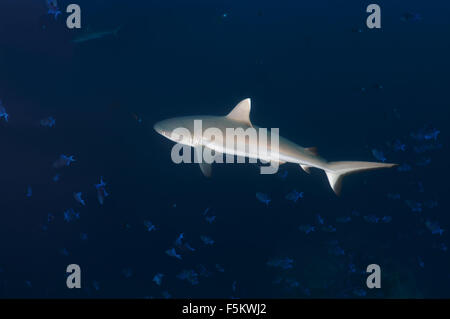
[{"left": 153, "top": 122, "right": 165, "bottom": 136}]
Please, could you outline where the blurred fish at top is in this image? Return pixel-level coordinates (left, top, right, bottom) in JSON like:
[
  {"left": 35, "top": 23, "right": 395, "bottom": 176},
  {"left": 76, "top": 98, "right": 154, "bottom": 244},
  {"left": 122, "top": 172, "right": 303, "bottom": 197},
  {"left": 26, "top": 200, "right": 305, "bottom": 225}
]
[
  {"left": 73, "top": 26, "right": 122, "bottom": 44},
  {"left": 46, "top": 0, "right": 61, "bottom": 20}
]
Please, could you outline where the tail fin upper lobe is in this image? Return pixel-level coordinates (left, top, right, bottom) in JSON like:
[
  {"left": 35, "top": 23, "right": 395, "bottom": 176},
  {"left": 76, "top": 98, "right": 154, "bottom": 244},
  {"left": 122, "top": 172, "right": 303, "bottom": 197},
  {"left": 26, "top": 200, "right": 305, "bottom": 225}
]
[{"left": 325, "top": 161, "right": 397, "bottom": 195}]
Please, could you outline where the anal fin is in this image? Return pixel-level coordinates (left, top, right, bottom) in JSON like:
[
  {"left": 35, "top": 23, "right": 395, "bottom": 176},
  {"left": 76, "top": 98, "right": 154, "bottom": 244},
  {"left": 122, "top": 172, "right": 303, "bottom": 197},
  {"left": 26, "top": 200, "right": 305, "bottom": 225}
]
[{"left": 300, "top": 164, "right": 312, "bottom": 174}]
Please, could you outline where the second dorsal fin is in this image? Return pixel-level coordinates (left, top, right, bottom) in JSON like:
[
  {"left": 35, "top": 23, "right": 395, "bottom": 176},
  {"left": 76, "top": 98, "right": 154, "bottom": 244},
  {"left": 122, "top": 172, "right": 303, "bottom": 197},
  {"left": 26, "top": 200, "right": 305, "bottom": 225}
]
[
  {"left": 305, "top": 147, "right": 319, "bottom": 156},
  {"left": 226, "top": 98, "right": 252, "bottom": 125}
]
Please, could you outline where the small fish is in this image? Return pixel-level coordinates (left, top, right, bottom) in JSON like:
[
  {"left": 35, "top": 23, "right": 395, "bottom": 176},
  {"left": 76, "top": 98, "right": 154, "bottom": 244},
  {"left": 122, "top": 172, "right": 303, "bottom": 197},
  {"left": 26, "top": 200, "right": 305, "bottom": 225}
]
[
  {"left": 92, "top": 281, "right": 100, "bottom": 291},
  {"left": 215, "top": 264, "right": 225, "bottom": 273},
  {"left": 373, "top": 83, "right": 383, "bottom": 90},
  {"left": 63, "top": 208, "right": 79, "bottom": 222},
  {"left": 363, "top": 214, "right": 380, "bottom": 223},
  {"left": 353, "top": 288, "right": 367, "bottom": 297},
  {"left": 387, "top": 193, "right": 401, "bottom": 200},
  {"left": 413, "top": 143, "right": 443, "bottom": 153},
  {"left": 329, "top": 245, "right": 345, "bottom": 256},
  {"left": 177, "top": 269, "right": 199, "bottom": 285},
  {"left": 165, "top": 248, "right": 182, "bottom": 260},
  {"left": 410, "top": 126, "right": 439, "bottom": 141},
  {"left": 40, "top": 116, "right": 56, "bottom": 128},
  {"left": 122, "top": 268, "right": 133, "bottom": 279},
  {"left": 278, "top": 170, "right": 288, "bottom": 181},
  {"left": 0, "top": 100, "right": 9, "bottom": 122},
  {"left": 299, "top": 224, "right": 316, "bottom": 234},
  {"left": 348, "top": 263, "right": 356, "bottom": 273},
  {"left": 418, "top": 257, "right": 425, "bottom": 268},
  {"left": 401, "top": 12, "right": 422, "bottom": 22},
  {"left": 266, "top": 257, "right": 294, "bottom": 270},
  {"left": 197, "top": 264, "right": 212, "bottom": 278},
  {"left": 336, "top": 216, "right": 352, "bottom": 223},
  {"left": 47, "top": 213, "right": 55, "bottom": 223},
  {"left": 26, "top": 186, "right": 32, "bottom": 198},
  {"left": 256, "top": 192, "right": 271, "bottom": 206},
  {"left": 144, "top": 220, "right": 156, "bottom": 232},
  {"left": 59, "top": 248, "right": 69, "bottom": 256},
  {"left": 205, "top": 215, "right": 216, "bottom": 224},
  {"left": 161, "top": 291, "right": 171, "bottom": 299},
  {"left": 424, "top": 200, "right": 438, "bottom": 209},
  {"left": 53, "top": 155, "right": 75, "bottom": 168},
  {"left": 381, "top": 216, "right": 392, "bottom": 223},
  {"left": 73, "top": 192, "right": 86, "bottom": 206},
  {"left": 200, "top": 235, "right": 214, "bottom": 246},
  {"left": 285, "top": 190, "right": 304, "bottom": 203},
  {"left": 371, "top": 149, "right": 386, "bottom": 162},
  {"left": 425, "top": 220, "right": 444, "bottom": 236},
  {"left": 321, "top": 225, "right": 336, "bottom": 233},
  {"left": 153, "top": 273, "right": 164, "bottom": 286},
  {"left": 174, "top": 233, "right": 184, "bottom": 247},
  {"left": 351, "top": 210, "right": 360, "bottom": 217},
  {"left": 392, "top": 139, "right": 406, "bottom": 152},
  {"left": 232, "top": 280, "right": 237, "bottom": 292},
  {"left": 316, "top": 214, "right": 324, "bottom": 225},
  {"left": 417, "top": 182, "right": 425, "bottom": 193},
  {"left": 46, "top": 0, "right": 61, "bottom": 20},
  {"left": 53, "top": 174, "right": 60, "bottom": 182},
  {"left": 416, "top": 157, "right": 431, "bottom": 166},
  {"left": 183, "top": 242, "right": 196, "bottom": 252},
  {"left": 397, "top": 163, "right": 412, "bottom": 172},
  {"left": 405, "top": 200, "right": 422, "bottom": 213},
  {"left": 95, "top": 177, "right": 109, "bottom": 205}
]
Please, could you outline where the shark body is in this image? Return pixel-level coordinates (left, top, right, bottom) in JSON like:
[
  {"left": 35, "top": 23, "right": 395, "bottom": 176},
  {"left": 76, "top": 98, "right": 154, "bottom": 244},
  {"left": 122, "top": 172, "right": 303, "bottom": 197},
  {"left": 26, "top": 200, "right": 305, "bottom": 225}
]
[{"left": 154, "top": 98, "right": 396, "bottom": 194}]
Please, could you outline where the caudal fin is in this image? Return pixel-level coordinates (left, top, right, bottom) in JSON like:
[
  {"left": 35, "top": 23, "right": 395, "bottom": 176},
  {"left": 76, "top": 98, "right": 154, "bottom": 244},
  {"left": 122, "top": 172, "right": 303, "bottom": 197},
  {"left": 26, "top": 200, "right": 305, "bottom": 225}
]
[{"left": 325, "top": 161, "right": 397, "bottom": 195}]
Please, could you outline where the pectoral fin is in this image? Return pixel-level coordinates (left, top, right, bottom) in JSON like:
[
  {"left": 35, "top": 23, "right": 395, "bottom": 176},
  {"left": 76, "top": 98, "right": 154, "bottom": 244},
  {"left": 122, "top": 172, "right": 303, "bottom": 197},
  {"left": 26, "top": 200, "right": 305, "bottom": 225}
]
[
  {"left": 194, "top": 146, "right": 213, "bottom": 177},
  {"left": 199, "top": 162, "right": 212, "bottom": 177}
]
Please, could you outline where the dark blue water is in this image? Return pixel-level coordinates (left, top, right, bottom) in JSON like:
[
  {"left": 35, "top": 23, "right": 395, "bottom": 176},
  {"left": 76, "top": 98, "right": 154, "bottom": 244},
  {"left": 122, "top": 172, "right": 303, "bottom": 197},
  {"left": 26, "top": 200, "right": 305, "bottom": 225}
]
[{"left": 0, "top": 0, "right": 449, "bottom": 298}]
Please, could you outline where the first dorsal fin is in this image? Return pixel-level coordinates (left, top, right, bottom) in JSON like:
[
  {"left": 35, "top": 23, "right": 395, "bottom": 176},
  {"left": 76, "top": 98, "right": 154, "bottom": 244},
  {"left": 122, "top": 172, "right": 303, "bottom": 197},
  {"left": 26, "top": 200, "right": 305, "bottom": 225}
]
[{"left": 226, "top": 98, "right": 252, "bottom": 125}]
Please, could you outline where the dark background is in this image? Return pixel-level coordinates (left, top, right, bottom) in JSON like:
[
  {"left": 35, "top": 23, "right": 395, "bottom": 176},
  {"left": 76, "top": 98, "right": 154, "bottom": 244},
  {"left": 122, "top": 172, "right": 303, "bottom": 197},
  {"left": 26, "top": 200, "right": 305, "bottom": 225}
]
[{"left": 0, "top": 0, "right": 448, "bottom": 298}]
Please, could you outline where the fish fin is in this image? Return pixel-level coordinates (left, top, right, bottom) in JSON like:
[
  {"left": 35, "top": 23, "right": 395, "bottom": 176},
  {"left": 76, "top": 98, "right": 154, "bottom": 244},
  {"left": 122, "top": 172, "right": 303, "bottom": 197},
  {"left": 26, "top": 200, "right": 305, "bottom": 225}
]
[
  {"left": 305, "top": 147, "right": 319, "bottom": 156},
  {"left": 300, "top": 164, "right": 312, "bottom": 174},
  {"left": 199, "top": 162, "right": 212, "bottom": 177},
  {"left": 226, "top": 98, "right": 252, "bottom": 126},
  {"left": 325, "top": 161, "right": 397, "bottom": 195},
  {"left": 193, "top": 146, "right": 212, "bottom": 177}
]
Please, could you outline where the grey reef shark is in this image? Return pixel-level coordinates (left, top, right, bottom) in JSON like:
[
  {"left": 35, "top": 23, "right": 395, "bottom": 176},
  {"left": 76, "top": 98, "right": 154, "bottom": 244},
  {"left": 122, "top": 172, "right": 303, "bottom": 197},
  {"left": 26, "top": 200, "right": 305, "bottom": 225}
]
[{"left": 154, "top": 98, "right": 396, "bottom": 195}]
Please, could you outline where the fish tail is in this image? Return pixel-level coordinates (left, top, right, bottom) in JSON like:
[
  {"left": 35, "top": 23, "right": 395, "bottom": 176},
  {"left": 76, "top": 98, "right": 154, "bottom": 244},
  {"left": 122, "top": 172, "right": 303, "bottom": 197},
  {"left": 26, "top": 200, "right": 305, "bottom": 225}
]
[{"left": 324, "top": 161, "right": 397, "bottom": 195}]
